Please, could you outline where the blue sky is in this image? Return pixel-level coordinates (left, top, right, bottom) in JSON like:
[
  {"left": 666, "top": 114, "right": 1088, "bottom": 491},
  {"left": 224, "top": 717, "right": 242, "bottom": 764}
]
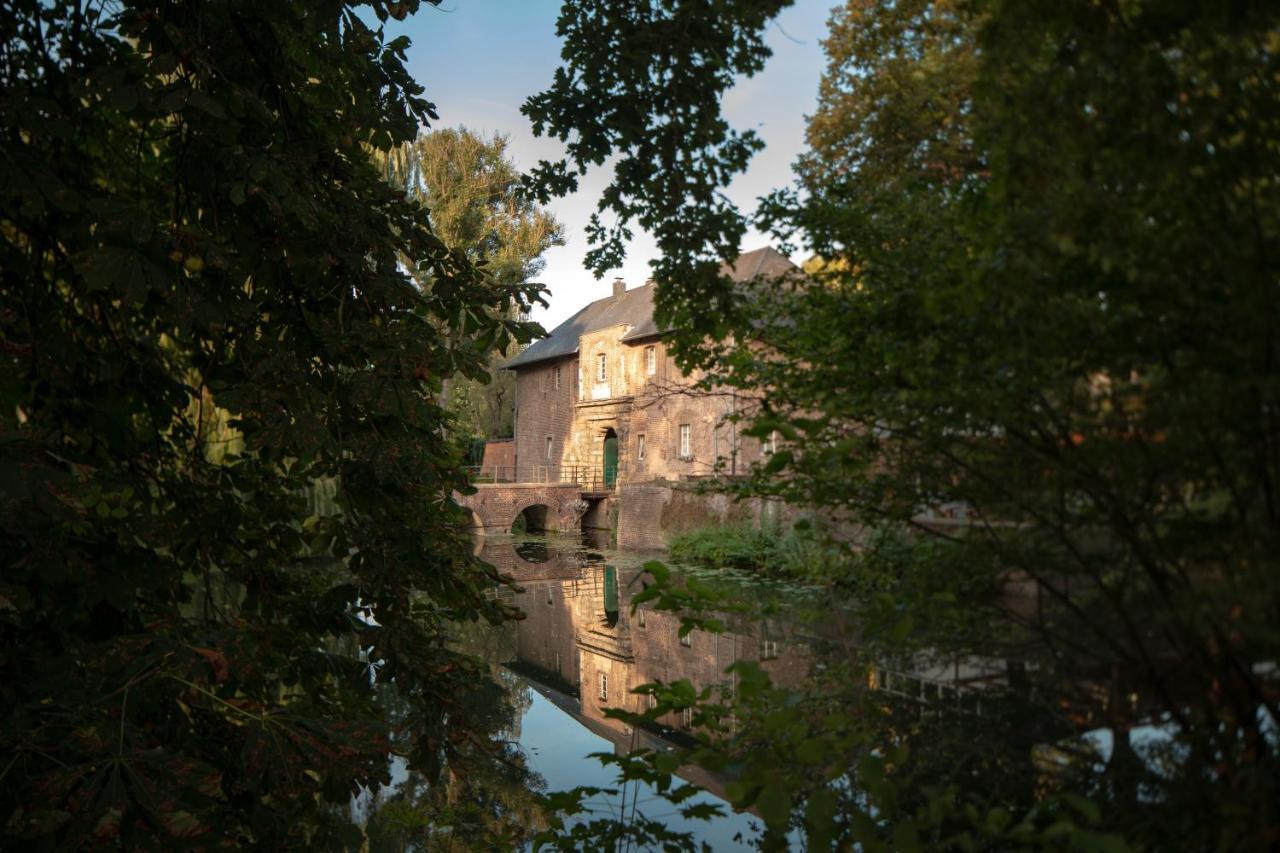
[{"left": 388, "top": 1, "right": 838, "bottom": 328}]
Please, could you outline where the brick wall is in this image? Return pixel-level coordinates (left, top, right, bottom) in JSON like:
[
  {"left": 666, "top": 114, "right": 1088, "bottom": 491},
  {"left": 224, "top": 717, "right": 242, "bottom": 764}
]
[
  {"left": 479, "top": 439, "right": 514, "bottom": 476},
  {"left": 456, "top": 482, "right": 585, "bottom": 532},
  {"left": 513, "top": 356, "right": 578, "bottom": 476}
]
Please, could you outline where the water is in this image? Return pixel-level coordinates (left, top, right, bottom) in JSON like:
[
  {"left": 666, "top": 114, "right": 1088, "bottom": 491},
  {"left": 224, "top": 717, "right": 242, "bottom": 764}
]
[
  {"left": 358, "top": 533, "right": 1279, "bottom": 850},
  {"left": 480, "top": 532, "right": 810, "bottom": 848}
]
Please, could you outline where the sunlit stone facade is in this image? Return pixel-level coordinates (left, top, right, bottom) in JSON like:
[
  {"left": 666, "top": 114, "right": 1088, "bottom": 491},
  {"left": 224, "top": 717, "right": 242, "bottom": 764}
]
[{"left": 507, "top": 248, "right": 797, "bottom": 487}]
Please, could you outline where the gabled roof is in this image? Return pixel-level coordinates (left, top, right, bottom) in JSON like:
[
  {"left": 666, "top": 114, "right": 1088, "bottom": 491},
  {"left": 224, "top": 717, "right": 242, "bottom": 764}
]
[{"left": 506, "top": 247, "right": 795, "bottom": 371}]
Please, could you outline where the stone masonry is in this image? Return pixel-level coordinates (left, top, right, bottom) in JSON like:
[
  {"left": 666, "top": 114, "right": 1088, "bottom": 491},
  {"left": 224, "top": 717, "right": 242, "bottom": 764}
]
[
  {"left": 455, "top": 482, "right": 587, "bottom": 533},
  {"left": 506, "top": 247, "right": 799, "bottom": 492}
]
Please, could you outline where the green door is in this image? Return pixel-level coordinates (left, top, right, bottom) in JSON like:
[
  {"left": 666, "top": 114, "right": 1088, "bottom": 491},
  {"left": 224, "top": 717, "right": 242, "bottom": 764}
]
[
  {"left": 603, "top": 433, "right": 618, "bottom": 488},
  {"left": 603, "top": 565, "right": 619, "bottom": 627}
]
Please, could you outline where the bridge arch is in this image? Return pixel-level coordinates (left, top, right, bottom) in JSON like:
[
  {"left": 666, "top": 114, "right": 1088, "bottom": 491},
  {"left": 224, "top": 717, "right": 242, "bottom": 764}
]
[
  {"left": 454, "top": 482, "right": 587, "bottom": 534},
  {"left": 512, "top": 502, "right": 554, "bottom": 534}
]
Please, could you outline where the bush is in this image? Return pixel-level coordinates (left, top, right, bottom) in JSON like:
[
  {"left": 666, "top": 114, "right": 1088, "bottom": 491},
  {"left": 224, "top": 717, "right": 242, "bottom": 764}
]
[{"left": 668, "top": 521, "right": 841, "bottom": 579}]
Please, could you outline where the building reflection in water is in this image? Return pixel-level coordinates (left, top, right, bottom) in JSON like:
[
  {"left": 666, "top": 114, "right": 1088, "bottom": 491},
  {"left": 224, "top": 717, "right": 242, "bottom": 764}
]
[{"left": 482, "top": 535, "right": 806, "bottom": 801}]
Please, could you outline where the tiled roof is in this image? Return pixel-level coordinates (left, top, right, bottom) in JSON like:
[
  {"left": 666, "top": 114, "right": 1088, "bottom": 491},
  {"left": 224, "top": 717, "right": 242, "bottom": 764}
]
[{"left": 506, "top": 247, "right": 795, "bottom": 370}]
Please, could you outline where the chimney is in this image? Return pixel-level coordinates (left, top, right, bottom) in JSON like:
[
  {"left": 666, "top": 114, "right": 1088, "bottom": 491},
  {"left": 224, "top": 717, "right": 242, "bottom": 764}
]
[{"left": 612, "top": 277, "right": 626, "bottom": 300}]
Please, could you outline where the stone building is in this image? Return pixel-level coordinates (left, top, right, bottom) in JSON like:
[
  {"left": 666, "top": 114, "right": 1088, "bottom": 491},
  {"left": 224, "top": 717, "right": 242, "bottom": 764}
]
[{"left": 505, "top": 247, "right": 797, "bottom": 489}]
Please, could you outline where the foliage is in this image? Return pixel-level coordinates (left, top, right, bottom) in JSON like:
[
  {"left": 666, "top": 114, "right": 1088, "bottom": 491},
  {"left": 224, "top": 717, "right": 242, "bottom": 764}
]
[
  {"left": 529, "top": 0, "right": 1280, "bottom": 848},
  {"left": 380, "top": 127, "right": 564, "bottom": 439},
  {"left": 0, "top": 1, "right": 542, "bottom": 847},
  {"left": 523, "top": 0, "right": 794, "bottom": 351},
  {"left": 668, "top": 520, "right": 841, "bottom": 579}
]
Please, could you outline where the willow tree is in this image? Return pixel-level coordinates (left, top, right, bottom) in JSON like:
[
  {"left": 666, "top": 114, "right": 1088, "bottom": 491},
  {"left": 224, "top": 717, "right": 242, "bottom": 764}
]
[
  {"left": 528, "top": 0, "right": 1280, "bottom": 848},
  {"left": 0, "top": 1, "right": 540, "bottom": 847}
]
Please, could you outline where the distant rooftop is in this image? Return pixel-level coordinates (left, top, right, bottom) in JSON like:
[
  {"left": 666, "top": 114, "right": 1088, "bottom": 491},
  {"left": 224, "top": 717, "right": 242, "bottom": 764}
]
[{"left": 506, "top": 246, "right": 795, "bottom": 370}]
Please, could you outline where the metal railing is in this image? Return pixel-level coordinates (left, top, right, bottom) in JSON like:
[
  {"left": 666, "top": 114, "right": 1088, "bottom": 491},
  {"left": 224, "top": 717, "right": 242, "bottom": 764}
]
[
  {"left": 465, "top": 464, "right": 617, "bottom": 492},
  {"left": 872, "top": 666, "right": 989, "bottom": 717}
]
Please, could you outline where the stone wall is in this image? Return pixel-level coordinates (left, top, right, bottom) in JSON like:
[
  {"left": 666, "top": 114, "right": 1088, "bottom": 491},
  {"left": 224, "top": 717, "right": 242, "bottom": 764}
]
[{"left": 616, "top": 481, "right": 787, "bottom": 550}]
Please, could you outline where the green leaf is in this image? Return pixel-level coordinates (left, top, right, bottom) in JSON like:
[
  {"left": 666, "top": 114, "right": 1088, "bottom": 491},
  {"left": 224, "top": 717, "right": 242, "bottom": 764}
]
[
  {"left": 804, "top": 788, "right": 838, "bottom": 848},
  {"left": 756, "top": 783, "right": 792, "bottom": 830}
]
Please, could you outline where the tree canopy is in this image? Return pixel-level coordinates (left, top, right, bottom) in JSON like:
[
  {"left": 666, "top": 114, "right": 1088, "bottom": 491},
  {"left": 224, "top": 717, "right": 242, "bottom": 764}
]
[
  {"left": 380, "top": 127, "right": 564, "bottom": 440},
  {"left": 1, "top": 1, "right": 540, "bottom": 846},
  {"left": 528, "top": 0, "right": 1280, "bottom": 847}
]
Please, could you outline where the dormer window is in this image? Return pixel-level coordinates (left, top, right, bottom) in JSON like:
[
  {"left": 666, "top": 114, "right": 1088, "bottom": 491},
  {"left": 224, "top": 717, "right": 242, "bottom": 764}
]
[{"left": 596, "top": 352, "right": 607, "bottom": 382}]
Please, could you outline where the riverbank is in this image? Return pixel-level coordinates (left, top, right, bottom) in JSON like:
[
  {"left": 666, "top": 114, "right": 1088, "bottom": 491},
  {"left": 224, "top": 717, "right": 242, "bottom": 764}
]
[{"left": 668, "top": 520, "right": 846, "bottom": 580}]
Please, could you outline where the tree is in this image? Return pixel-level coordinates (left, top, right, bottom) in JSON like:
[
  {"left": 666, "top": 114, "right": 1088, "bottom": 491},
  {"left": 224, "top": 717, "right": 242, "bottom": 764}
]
[
  {"left": 0, "top": 1, "right": 540, "bottom": 847},
  {"left": 382, "top": 127, "right": 564, "bottom": 440},
  {"left": 528, "top": 0, "right": 1280, "bottom": 848}
]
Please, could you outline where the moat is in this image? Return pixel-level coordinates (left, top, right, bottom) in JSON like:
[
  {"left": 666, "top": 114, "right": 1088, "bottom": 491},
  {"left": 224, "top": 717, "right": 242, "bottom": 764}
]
[
  {"left": 487, "top": 532, "right": 811, "bottom": 848},
  {"left": 354, "top": 528, "right": 1186, "bottom": 850},
  {"left": 356, "top": 531, "right": 819, "bottom": 848}
]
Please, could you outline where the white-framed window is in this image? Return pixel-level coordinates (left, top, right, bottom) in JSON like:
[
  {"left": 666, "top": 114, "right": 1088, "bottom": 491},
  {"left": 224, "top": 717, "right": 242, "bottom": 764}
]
[
  {"left": 761, "top": 430, "right": 778, "bottom": 455},
  {"left": 762, "top": 639, "right": 779, "bottom": 660},
  {"left": 553, "top": 365, "right": 561, "bottom": 389},
  {"left": 637, "top": 607, "right": 646, "bottom": 628},
  {"left": 679, "top": 423, "right": 691, "bottom": 459},
  {"left": 679, "top": 630, "right": 692, "bottom": 648},
  {"left": 637, "top": 433, "right": 646, "bottom": 461},
  {"left": 596, "top": 352, "right": 607, "bottom": 382},
  {"left": 599, "top": 671, "right": 608, "bottom": 701},
  {"left": 682, "top": 707, "right": 694, "bottom": 728},
  {"left": 545, "top": 435, "right": 553, "bottom": 459},
  {"left": 645, "top": 345, "right": 656, "bottom": 375}
]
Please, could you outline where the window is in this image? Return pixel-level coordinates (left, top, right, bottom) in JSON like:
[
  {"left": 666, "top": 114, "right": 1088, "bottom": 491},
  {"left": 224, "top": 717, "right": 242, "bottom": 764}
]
[
  {"left": 679, "top": 423, "right": 691, "bottom": 459},
  {"left": 645, "top": 345, "right": 656, "bottom": 375},
  {"left": 637, "top": 433, "right": 646, "bottom": 461},
  {"left": 679, "top": 630, "right": 692, "bottom": 648},
  {"left": 596, "top": 352, "right": 607, "bottom": 382},
  {"left": 553, "top": 365, "right": 561, "bottom": 389},
  {"left": 599, "top": 672, "right": 608, "bottom": 701},
  {"left": 682, "top": 707, "right": 693, "bottom": 728},
  {"left": 761, "top": 430, "right": 778, "bottom": 455},
  {"left": 545, "top": 435, "right": 553, "bottom": 460},
  {"left": 546, "top": 586, "right": 554, "bottom": 605},
  {"left": 555, "top": 652, "right": 562, "bottom": 674},
  {"left": 762, "top": 640, "right": 779, "bottom": 660},
  {"left": 637, "top": 607, "right": 646, "bottom": 628}
]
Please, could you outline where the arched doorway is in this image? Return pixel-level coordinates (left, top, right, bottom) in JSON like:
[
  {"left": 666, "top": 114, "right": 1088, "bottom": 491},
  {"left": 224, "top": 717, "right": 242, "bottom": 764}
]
[{"left": 602, "top": 428, "right": 618, "bottom": 488}]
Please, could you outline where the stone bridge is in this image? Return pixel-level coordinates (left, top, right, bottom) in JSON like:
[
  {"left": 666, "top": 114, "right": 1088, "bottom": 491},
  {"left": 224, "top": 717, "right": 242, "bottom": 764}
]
[{"left": 456, "top": 482, "right": 590, "bottom": 534}]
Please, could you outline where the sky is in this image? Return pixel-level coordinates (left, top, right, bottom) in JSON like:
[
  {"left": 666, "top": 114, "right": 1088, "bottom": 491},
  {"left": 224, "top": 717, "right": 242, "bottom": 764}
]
[{"left": 389, "top": 1, "right": 838, "bottom": 329}]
